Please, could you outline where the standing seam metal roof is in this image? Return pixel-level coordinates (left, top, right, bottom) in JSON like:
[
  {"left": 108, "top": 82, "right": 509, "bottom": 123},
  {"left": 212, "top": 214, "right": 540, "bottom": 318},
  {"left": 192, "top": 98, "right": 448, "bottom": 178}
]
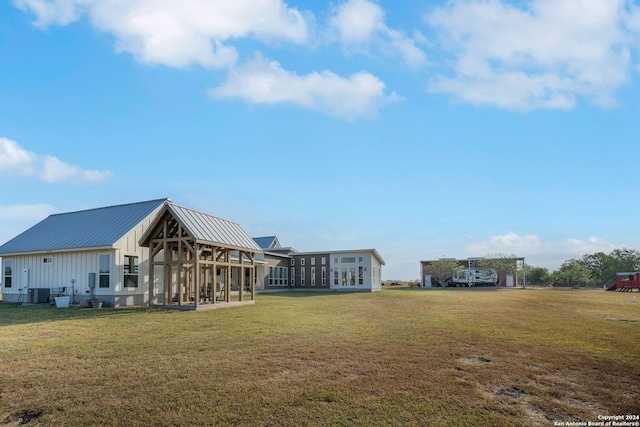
[
  {"left": 0, "top": 199, "right": 168, "bottom": 255},
  {"left": 165, "top": 203, "right": 262, "bottom": 252},
  {"left": 252, "top": 236, "right": 279, "bottom": 249}
]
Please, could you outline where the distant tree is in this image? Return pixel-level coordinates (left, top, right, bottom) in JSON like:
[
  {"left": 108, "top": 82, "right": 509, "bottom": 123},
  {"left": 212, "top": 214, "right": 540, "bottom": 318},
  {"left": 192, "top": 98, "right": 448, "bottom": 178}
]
[
  {"left": 609, "top": 247, "right": 640, "bottom": 273},
  {"left": 523, "top": 264, "right": 550, "bottom": 286},
  {"left": 476, "top": 253, "right": 518, "bottom": 286},
  {"left": 580, "top": 248, "right": 640, "bottom": 286},
  {"left": 552, "top": 259, "right": 590, "bottom": 287},
  {"left": 423, "top": 259, "right": 460, "bottom": 287},
  {"left": 580, "top": 252, "right": 609, "bottom": 286}
]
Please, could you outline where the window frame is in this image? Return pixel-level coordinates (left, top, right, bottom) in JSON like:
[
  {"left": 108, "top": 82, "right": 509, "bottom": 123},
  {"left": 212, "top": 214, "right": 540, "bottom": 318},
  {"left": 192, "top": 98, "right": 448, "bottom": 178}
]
[
  {"left": 123, "top": 255, "right": 139, "bottom": 288},
  {"left": 99, "top": 254, "right": 110, "bottom": 288},
  {"left": 3, "top": 259, "right": 13, "bottom": 288}
]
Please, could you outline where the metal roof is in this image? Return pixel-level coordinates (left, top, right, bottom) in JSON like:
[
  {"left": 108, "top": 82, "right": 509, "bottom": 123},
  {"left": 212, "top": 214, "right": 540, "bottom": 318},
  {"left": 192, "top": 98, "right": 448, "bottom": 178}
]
[
  {"left": 252, "top": 236, "right": 280, "bottom": 249},
  {"left": 164, "top": 203, "right": 262, "bottom": 252},
  {"left": 0, "top": 199, "right": 168, "bottom": 255}
]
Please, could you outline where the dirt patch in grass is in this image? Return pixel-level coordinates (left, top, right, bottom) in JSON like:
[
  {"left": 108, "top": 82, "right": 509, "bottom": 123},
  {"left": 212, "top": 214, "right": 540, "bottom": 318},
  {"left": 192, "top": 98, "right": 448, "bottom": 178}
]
[{"left": 3, "top": 410, "right": 44, "bottom": 425}]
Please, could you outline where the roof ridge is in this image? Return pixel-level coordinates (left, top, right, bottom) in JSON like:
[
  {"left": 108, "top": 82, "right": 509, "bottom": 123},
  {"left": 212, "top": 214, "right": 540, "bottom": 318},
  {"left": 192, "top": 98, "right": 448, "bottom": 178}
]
[
  {"left": 49, "top": 198, "right": 170, "bottom": 217},
  {"left": 167, "top": 202, "right": 242, "bottom": 226}
]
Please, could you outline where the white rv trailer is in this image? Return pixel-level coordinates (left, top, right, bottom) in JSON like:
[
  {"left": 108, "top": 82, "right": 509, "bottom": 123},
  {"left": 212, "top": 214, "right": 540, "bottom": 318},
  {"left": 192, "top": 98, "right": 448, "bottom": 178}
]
[{"left": 450, "top": 268, "right": 497, "bottom": 287}]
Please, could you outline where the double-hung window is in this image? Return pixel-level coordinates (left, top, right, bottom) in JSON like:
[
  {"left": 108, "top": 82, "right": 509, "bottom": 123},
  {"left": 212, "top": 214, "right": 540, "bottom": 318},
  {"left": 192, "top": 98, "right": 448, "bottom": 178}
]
[
  {"left": 99, "top": 254, "right": 110, "bottom": 288},
  {"left": 124, "top": 255, "right": 139, "bottom": 288},
  {"left": 3, "top": 260, "right": 12, "bottom": 288}
]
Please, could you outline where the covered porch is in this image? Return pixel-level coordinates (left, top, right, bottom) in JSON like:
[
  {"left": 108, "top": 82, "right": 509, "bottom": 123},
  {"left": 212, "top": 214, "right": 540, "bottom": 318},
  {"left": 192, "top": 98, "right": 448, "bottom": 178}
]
[{"left": 140, "top": 202, "right": 262, "bottom": 310}]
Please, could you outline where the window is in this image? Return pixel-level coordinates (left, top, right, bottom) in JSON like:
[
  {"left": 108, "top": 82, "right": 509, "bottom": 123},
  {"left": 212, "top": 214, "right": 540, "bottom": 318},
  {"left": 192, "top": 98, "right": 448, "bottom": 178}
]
[
  {"left": 359, "top": 266, "right": 364, "bottom": 285},
  {"left": 270, "top": 267, "right": 289, "bottom": 286},
  {"left": 99, "top": 254, "right": 110, "bottom": 288},
  {"left": 290, "top": 258, "right": 295, "bottom": 266},
  {"left": 321, "top": 257, "right": 326, "bottom": 265},
  {"left": 358, "top": 256, "right": 363, "bottom": 263},
  {"left": 322, "top": 267, "right": 326, "bottom": 286},
  {"left": 300, "top": 258, "right": 305, "bottom": 266},
  {"left": 311, "top": 258, "right": 315, "bottom": 266},
  {"left": 334, "top": 269, "right": 339, "bottom": 286},
  {"left": 311, "top": 267, "right": 316, "bottom": 286},
  {"left": 341, "top": 257, "right": 356, "bottom": 263},
  {"left": 350, "top": 267, "right": 356, "bottom": 286},
  {"left": 43, "top": 257, "right": 53, "bottom": 264},
  {"left": 124, "top": 255, "right": 138, "bottom": 288},
  {"left": 301, "top": 267, "right": 305, "bottom": 286},
  {"left": 3, "top": 259, "right": 12, "bottom": 288},
  {"left": 291, "top": 267, "right": 295, "bottom": 286}
]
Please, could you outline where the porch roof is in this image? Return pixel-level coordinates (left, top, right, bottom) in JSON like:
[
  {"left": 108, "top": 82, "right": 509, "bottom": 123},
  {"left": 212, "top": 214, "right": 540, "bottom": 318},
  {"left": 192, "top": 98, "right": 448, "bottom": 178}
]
[{"left": 139, "top": 202, "right": 262, "bottom": 252}]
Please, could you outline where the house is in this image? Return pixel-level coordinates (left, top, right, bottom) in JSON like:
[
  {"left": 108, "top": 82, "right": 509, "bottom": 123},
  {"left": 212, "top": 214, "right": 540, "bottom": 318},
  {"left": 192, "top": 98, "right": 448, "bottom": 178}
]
[
  {"left": 0, "top": 199, "right": 262, "bottom": 308},
  {"left": 0, "top": 199, "right": 385, "bottom": 307},
  {"left": 253, "top": 236, "right": 385, "bottom": 292}
]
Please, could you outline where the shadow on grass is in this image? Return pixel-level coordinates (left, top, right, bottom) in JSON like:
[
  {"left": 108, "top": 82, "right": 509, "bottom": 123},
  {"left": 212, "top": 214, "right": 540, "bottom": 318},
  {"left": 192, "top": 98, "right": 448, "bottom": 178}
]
[{"left": 0, "top": 302, "right": 156, "bottom": 327}]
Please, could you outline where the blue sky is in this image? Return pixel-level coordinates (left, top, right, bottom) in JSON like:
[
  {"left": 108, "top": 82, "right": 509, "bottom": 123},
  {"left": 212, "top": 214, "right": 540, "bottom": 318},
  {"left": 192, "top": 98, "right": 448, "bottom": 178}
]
[{"left": 1, "top": 0, "right": 640, "bottom": 280}]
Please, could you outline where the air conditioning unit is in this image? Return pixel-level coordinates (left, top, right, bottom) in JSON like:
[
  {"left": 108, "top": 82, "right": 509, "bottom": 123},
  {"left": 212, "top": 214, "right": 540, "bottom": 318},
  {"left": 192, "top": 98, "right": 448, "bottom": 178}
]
[{"left": 27, "top": 288, "right": 50, "bottom": 304}]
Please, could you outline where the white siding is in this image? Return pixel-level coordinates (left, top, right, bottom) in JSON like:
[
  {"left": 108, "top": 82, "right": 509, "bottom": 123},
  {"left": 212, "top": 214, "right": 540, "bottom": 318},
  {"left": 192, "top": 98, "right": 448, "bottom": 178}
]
[
  {"left": 370, "top": 255, "right": 383, "bottom": 291},
  {"left": 2, "top": 250, "right": 112, "bottom": 298},
  {"left": 329, "top": 251, "right": 381, "bottom": 292},
  {"left": 1, "top": 204, "right": 161, "bottom": 306}
]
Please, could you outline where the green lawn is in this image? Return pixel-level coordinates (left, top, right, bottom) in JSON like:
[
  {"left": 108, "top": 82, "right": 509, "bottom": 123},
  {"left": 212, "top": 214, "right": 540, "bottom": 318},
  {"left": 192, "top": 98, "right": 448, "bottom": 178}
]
[{"left": 1, "top": 288, "right": 639, "bottom": 426}]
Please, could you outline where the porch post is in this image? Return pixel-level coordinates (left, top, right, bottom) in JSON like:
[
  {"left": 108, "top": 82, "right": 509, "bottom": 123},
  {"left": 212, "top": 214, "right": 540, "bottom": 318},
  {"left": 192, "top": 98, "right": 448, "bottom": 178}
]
[
  {"left": 239, "top": 265, "right": 244, "bottom": 302},
  {"left": 148, "top": 243, "right": 154, "bottom": 307},
  {"left": 224, "top": 249, "right": 231, "bottom": 302}
]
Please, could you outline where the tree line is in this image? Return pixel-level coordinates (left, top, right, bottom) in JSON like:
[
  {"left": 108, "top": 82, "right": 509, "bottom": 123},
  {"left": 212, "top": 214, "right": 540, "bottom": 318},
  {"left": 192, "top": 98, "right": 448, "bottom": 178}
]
[{"left": 525, "top": 248, "right": 640, "bottom": 287}]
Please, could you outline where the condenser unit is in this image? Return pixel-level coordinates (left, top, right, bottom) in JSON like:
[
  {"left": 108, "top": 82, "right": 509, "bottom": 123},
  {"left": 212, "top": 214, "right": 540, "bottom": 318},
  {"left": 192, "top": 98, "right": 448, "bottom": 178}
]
[{"left": 27, "top": 288, "right": 50, "bottom": 304}]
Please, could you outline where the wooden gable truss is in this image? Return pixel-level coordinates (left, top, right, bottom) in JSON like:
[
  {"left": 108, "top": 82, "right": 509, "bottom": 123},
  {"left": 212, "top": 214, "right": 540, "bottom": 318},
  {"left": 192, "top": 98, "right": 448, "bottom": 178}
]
[{"left": 145, "top": 210, "right": 257, "bottom": 309}]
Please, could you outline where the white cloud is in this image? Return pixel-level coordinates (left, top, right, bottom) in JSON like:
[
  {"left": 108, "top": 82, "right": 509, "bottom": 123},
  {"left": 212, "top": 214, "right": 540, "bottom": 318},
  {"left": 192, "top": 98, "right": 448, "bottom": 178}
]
[
  {"left": 14, "top": 0, "right": 310, "bottom": 69},
  {"left": 464, "top": 232, "right": 618, "bottom": 270},
  {"left": 0, "top": 137, "right": 110, "bottom": 183},
  {"left": 209, "top": 54, "right": 402, "bottom": 119},
  {"left": 331, "top": 0, "right": 384, "bottom": 44},
  {"left": 0, "top": 137, "right": 37, "bottom": 177},
  {"left": 425, "top": 0, "right": 637, "bottom": 110},
  {"left": 331, "top": 0, "right": 427, "bottom": 69},
  {"left": 12, "top": 0, "right": 88, "bottom": 27}
]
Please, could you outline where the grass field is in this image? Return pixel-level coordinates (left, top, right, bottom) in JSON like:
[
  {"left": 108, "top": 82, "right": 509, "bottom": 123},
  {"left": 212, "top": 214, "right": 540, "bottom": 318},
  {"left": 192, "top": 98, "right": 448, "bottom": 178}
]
[{"left": 1, "top": 288, "right": 639, "bottom": 426}]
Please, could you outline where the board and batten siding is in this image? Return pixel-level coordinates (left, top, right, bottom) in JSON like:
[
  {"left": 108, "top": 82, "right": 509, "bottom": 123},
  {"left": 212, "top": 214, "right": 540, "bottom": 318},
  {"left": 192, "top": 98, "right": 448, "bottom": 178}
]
[
  {"left": 1, "top": 250, "right": 112, "bottom": 300},
  {"left": 1, "top": 206, "right": 159, "bottom": 306},
  {"left": 105, "top": 212, "right": 155, "bottom": 306}
]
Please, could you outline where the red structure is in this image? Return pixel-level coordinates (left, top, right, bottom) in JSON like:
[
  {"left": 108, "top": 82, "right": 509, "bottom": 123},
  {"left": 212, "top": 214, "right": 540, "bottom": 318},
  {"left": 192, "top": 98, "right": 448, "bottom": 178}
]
[{"left": 611, "top": 272, "right": 640, "bottom": 292}]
